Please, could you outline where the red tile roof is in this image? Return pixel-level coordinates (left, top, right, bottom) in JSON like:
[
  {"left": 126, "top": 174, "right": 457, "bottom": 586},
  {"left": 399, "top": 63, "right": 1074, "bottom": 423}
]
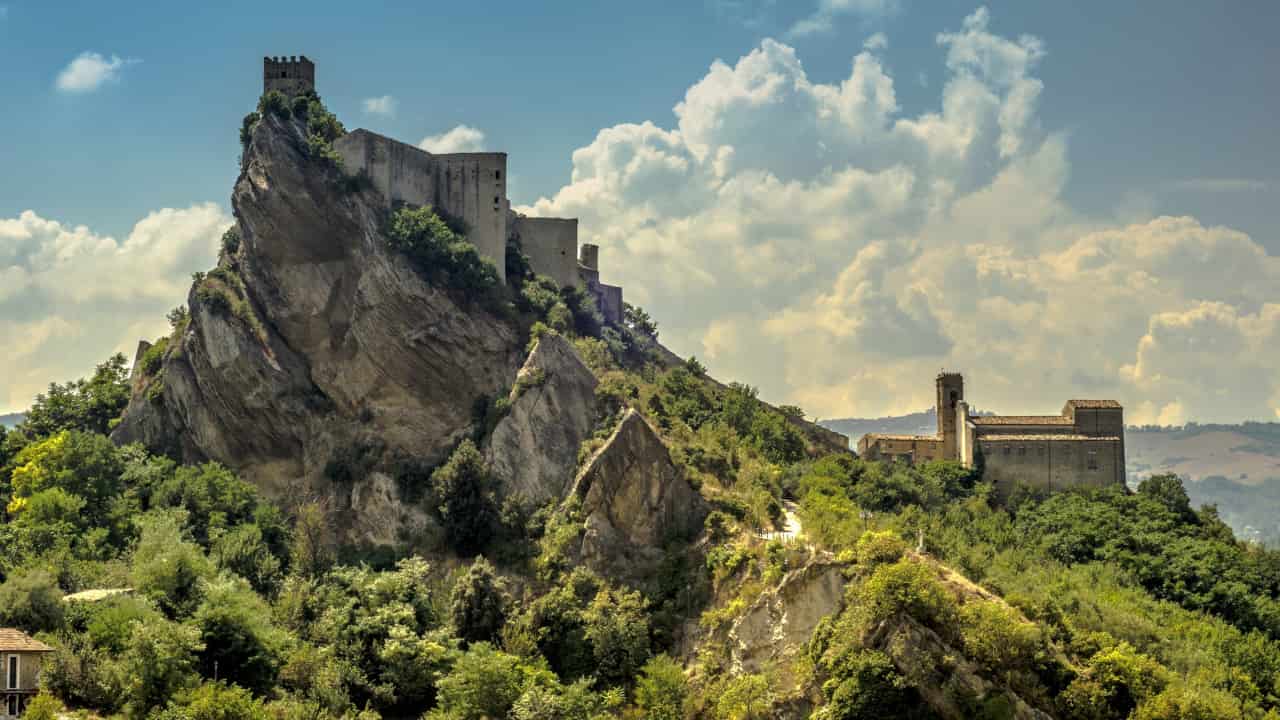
[
  {"left": 0, "top": 628, "right": 53, "bottom": 653},
  {"left": 1065, "top": 399, "right": 1123, "bottom": 409},
  {"left": 970, "top": 415, "right": 1072, "bottom": 426},
  {"left": 980, "top": 434, "right": 1121, "bottom": 442}
]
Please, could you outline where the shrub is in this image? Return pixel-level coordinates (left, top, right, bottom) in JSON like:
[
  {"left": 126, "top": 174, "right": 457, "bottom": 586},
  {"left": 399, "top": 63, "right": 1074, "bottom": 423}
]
[
  {"left": 386, "top": 206, "right": 500, "bottom": 298},
  {"left": 238, "top": 111, "right": 260, "bottom": 146},
  {"left": 221, "top": 226, "right": 241, "bottom": 255},
  {"left": 21, "top": 692, "right": 61, "bottom": 720},
  {"left": 432, "top": 440, "right": 498, "bottom": 554},
  {"left": 855, "top": 530, "right": 907, "bottom": 566},
  {"left": 139, "top": 337, "right": 169, "bottom": 376},
  {"left": 0, "top": 568, "right": 65, "bottom": 633},
  {"left": 856, "top": 559, "right": 956, "bottom": 632},
  {"left": 257, "top": 91, "right": 290, "bottom": 119},
  {"left": 450, "top": 557, "right": 508, "bottom": 645},
  {"left": 957, "top": 600, "right": 1045, "bottom": 675},
  {"left": 583, "top": 586, "right": 651, "bottom": 686},
  {"left": 636, "top": 654, "right": 687, "bottom": 720}
]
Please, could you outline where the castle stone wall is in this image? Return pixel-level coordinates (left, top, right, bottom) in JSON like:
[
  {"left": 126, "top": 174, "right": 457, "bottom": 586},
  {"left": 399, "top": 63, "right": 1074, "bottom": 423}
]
[
  {"left": 979, "top": 436, "right": 1124, "bottom": 492},
  {"left": 334, "top": 130, "right": 508, "bottom": 282},
  {"left": 512, "top": 216, "right": 578, "bottom": 288}
]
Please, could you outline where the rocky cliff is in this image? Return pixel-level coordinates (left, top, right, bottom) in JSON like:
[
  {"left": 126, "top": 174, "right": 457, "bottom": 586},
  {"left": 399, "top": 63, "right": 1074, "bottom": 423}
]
[{"left": 113, "top": 110, "right": 522, "bottom": 543}]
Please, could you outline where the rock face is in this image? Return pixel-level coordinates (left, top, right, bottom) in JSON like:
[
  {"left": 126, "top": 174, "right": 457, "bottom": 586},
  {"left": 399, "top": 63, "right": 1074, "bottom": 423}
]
[
  {"left": 730, "top": 558, "right": 848, "bottom": 675},
  {"left": 570, "top": 409, "right": 706, "bottom": 580},
  {"left": 112, "top": 111, "right": 521, "bottom": 544},
  {"left": 485, "top": 333, "right": 599, "bottom": 508}
]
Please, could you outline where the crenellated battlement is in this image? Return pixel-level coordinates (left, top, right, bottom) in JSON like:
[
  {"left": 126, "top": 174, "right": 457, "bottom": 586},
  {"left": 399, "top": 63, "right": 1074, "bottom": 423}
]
[{"left": 263, "top": 55, "right": 315, "bottom": 96}]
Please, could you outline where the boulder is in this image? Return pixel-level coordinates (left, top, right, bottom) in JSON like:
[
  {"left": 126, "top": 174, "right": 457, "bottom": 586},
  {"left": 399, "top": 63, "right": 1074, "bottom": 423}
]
[
  {"left": 485, "top": 333, "right": 599, "bottom": 507},
  {"left": 730, "top": 558, "right": 848, "bottom": 675},
  {"left": 570, "top": 409, "right": 706, "bottom": 580}
]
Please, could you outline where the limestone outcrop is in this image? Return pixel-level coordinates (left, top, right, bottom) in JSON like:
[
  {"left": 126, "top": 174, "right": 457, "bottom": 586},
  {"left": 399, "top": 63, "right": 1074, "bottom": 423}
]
[
  {"left": 570, "top": 409, "right": 707, "bottom": 580},
  {"left": 112, "top": 111, "right": 521, "bottom": 544},
  {"left": 485, "top": 333, "right": 599, "bottom": 508},
  {"left": 730, "top": 558, "right": 848, "bottom": 675}
]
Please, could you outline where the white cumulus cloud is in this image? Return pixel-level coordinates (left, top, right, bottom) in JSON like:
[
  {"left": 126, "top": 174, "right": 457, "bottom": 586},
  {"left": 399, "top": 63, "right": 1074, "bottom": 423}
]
[
  {"left": 55, "top": 51, "right": 138, "bottom": 93},
  {"left": 522, "top": 7, "right": 1280, "bottom": 424},
  {"left": 362, "top": 95, "right": 397, "bottom": 116},
  {"left": 418, "top": 125, "right": 487, "bottom": 154},
  {"left": 0, "top": 205, "right": 230, "bottom": 412}
]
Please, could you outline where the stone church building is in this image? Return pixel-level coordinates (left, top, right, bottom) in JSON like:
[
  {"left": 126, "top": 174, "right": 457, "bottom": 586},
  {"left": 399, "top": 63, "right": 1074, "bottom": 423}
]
[{"left": 858, "top": 373, "right": 1125, "bottom": 492}]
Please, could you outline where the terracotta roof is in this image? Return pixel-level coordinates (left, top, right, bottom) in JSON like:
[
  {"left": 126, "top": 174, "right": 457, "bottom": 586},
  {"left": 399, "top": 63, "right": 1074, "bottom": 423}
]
[
  {"left": 1065, "top": 399, "right": 1122, "bottom": 409},
  {"left": 0, "top": 629, "right": 53, "bottom": 653},
  {"left": 970, "top": 415, "right": 1072, "bottom": 426},
  {"left": 980, "top": 434, "right": 1121, "bottom": 442}
]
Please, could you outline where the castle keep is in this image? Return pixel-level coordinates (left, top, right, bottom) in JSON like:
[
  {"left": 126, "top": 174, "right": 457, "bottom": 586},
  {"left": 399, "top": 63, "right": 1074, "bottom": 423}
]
[
  {"left": 261, "top": 56, "right": 623, "bottom": 322},
  {"left": 858, "top": 374, "right": 1126, "bottom": 492}
]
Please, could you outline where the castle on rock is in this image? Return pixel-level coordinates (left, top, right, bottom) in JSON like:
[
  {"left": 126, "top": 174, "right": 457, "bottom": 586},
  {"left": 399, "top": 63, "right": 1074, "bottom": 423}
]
[{"left": 262, "top": 55, "right": 623, "bottom": 323}]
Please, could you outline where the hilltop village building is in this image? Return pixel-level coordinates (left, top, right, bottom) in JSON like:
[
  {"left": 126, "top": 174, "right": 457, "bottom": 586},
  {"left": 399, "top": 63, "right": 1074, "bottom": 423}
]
[
  {"left": 858, "top": 373, "right": 1126, "bottom": 491},
  {"left": 262, "top": 56, "right": 624, "bottom": 322},
  {"left": 0, "top": 628, "right": 53, "bottom": 718}
]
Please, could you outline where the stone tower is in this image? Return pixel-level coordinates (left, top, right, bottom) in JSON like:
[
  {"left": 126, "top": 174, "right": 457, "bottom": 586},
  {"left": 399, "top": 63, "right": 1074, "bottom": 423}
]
[
  {"left": 263, "top": 55, "right": 315, "bottom": 96},
  {"left": 936, "top": 372, "right": 964, "bottom": 459}
]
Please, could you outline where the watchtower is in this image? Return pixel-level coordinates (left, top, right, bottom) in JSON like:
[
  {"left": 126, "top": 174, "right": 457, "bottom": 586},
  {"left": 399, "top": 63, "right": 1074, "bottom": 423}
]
[
  {"left": 936, "top": 372, "right": 964, "bottom": 459},
  {"left": 263, "top": 55, "right": 315, "bottom": 96}
]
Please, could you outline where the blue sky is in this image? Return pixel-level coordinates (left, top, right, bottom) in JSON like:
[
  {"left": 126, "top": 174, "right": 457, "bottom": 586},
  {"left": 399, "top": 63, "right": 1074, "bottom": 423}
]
[{"left": 1, "top": 1, "right": 1278, "bottom": 422}]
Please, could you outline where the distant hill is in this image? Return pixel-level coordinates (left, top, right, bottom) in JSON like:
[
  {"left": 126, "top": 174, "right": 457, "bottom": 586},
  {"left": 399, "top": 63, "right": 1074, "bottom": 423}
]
[
  {"left": 0, "top": 412, "right": 24, "bottom": 429},
  {"left": 821, "top": 414, "right": 1280, "bottom": 545}
]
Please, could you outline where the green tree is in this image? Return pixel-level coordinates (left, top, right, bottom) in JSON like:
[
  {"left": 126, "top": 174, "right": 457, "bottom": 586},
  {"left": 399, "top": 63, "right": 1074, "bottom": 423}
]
[
  {"left": 289, "top": 501, "right": 335, "bottom": 578},
  {"left": 123, "top": 618, "right": 204, "bottom": 718},
  {"left": 431, "top": 642, "right": 550, "bottom": 720},
  {"left": 193, "top": 576, "right": 283, "bottom": 694},
  {"left": 132, "top": 511, "right": 215, "bottom": 618},
  {"left": 18, "top": 353, "right": 130, "bottom": 439},
  {"left": 449, "top": 556, "right": 508, "bottom": 645},
  {"left": 432, "top": 440, "right": 497, "bottom": 554},
  {"left": 583, "top": 586, "right": 651, "bottom": 686},
  {"left": 715, "top": 673, "right": 772, "bottom": 720},
  {"left": 154, "top": 681, "right": 264, "bottom": 720},
  {"left": 21, "top": 692, "right": 62, "bottom": 720},
  {"left": 6, "top": 430, "right": 124, "bottom": 528},
  {"left": 635, "top": 654, "right": 687, "bottom": 720},
  {"left": 0, "top": 568, "right": 65, "bottom": 633}
]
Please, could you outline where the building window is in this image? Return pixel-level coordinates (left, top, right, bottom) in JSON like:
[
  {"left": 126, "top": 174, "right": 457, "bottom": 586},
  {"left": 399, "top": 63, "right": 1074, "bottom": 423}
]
[
  {"left": 493, "top": 196, "right": 500, "bottom": 204},
  {"left": 7, "top": 694, "right": 15, "bottom": 716},
  {"left": 1087, "top": 451, "right": 1099, "bottom": 470},
  {"left": 1002, "top": 446, "right": 1011, "bottom": 456},
  {"left": 1018, "top": 446, "right": 1026, "bottom": 456},
  {"left": 280, "top": 71, "right": 287, "bottom": 78},
  {"left": 495, "top": 170, "right": 502, "bottom": 180},
  {"left": 6, "top": 655, "right": 15, "bottom": 689}
]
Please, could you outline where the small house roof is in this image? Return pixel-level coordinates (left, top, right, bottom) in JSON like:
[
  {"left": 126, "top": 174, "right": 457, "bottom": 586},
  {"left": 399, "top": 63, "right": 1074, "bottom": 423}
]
[{"left": 0, "top": 628, "right": 54, "bottom": 653}]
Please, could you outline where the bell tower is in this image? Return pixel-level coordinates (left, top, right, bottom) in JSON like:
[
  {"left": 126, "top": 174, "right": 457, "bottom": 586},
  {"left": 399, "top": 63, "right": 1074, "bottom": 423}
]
[
  {"left": 936, "top": 372, "right": 964, "bottom": 460},
  {"left": 263, "top": 55, "right": 315, "bottom": 96}
]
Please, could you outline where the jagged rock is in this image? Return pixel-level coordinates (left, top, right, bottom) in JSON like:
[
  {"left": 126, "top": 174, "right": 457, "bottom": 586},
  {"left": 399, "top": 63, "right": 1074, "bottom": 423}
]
[
  {"left": 112, "top": 111, "right": 521, "bottom": 544},
  {"left": 730, "top": 558, "right": 848, "bottom": 675},
  {"left": 570, "top": 409, "right": 706, "bottom": 580},
  {"left": 485, "top": 333, "right": 599, "bottom": 507}
]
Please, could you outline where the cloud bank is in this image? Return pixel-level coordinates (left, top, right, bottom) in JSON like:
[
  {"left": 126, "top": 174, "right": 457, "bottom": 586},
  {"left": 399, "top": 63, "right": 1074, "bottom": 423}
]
[
  {"left": 0, "top": 205, "right": 230, "bottom": 412},
  {"left": 522, "top": 7, "right": 1280, "bottom": 423},
  {"left": 362, "top": 95, "right": 397, "bottom": 116}
]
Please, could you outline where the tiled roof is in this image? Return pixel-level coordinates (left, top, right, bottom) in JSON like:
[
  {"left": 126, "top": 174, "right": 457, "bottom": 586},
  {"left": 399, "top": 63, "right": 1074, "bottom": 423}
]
[
  {"left": 1065, "top": 399, "right": 1122, "bottom": 409},
  {"left": 863, "top": 434, "right": 941, "bottom": 442},
  {"left": 980, "top": 434, "right": 1121, "bottom": 442},
  {"left": 970, "top": 415, "right": 1072, "bottom": 426},
  {"left": 0, "top": 628, "right": 53, "bottom": 653}
]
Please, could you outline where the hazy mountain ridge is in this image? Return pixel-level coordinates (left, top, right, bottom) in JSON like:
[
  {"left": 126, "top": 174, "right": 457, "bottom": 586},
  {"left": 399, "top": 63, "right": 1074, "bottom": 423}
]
[{"left": 0, "top": 413, "right": 24, "bottom": 428}]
